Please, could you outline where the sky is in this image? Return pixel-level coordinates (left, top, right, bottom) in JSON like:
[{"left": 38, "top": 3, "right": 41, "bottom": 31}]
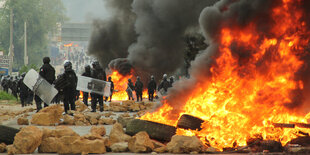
[{"left": 62, "top": 0, "right": 111, "bottom": 23}]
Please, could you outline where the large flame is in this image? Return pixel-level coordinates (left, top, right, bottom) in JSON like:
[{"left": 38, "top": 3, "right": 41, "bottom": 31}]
[
  {"left": 109, "top": 70, "right": 152, "bottom": 100},
  {"left": 141, "top": 0, "right": 310, "bottom": 150}
]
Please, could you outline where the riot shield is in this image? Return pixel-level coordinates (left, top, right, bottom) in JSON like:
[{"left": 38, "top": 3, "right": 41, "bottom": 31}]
[
  {"left": 76, "top": 75, "right": 111, "bottom": 97},
  {"left": 23, "top": 69, "right": 58, "bottom": 104}
]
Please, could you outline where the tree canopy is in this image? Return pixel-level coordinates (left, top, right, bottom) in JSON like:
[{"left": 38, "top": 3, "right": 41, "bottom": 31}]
[{"left": 0, "top": 0, "right": 66, "bottom": 69}]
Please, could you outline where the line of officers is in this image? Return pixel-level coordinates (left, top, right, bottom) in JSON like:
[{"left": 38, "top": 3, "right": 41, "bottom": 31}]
[
  {"left": 126, "top": 74, "right": 174, "bottom": 102},
  {"left": 0, "top": 57, "right": 175, "bottom": 114}
]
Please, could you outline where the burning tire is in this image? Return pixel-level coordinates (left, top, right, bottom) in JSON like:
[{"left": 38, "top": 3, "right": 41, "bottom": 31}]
[
  {"left": 177, "top": 114, "right": 204, "bottom": 131},
  {"left": 0, "top": 125, "right": 20, "bottom": 144},
  {"left": 125, "top": 119, "right": 176, "bottom": 142}
]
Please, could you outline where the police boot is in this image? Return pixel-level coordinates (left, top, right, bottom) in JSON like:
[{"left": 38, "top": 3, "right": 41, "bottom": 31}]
[{"left": 100, "top": 106, "right": 103, "bottom": 112}]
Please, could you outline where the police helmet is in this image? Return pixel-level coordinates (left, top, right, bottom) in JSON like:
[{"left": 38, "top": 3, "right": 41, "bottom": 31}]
[
  {"left": 85, "top": 65, "right": 91, "bottom": 71},
  {"left": 64, "top": 61, "right": 72, "bottom": 71},
  {"left": 163, "top": 74, "right": 167, "bottom": 79},
  {"left": 43, "top": 57, "right": 50, "bottom": 64}
]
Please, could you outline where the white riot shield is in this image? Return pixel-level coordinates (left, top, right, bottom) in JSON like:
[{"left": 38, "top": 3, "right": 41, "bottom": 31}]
[
  {"left": 23, "top": 69, "right": 58, "bottom": 104},
  {"left": 76, "top": 75, "right": 111, "bottom": 97}
]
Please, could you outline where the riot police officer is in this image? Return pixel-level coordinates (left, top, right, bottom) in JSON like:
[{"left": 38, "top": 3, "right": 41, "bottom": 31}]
[
  {"left": 35, "top": 57, "right": 55, "bottom": 112},
  {"left": 90, "top": 61, "right": 106, "bottom": 112},
  {"left": 158, "top": 74, "right": 170, "bottom": 95},
  {"left": 62, "top": 61, "right": 78, "bottom": 114},
  {"left": 135, "top": 76, "right": 143, "bottom": 102},
  {"left": 147, "top": 75, "right": 157, "bottom": 101},
  {"left": 81, "top": 65, "right": 91, "bottom": 106}
]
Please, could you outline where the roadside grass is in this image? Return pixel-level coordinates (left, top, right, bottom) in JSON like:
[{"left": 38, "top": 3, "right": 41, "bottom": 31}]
[{"left": 0, "top": 91, "right": 18, "bottom": 104}]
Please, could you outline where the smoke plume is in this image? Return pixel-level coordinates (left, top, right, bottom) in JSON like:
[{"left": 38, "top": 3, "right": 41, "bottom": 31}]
[
  {"left": 88, "top": 0, "right": 136, "bottom": 68},
  {"left": 89, "top": 0, "right": 218, "bottom": 81}
]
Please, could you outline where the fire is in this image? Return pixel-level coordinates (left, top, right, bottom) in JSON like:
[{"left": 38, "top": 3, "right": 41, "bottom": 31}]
[
  {"left": 64, "top": 43, "right": 73, "bottom": 47},
  {"left": 109, "top": 70, "right": 151, "bottom": 101},
  {"left": 109, "top": 71, "right": 133, "bottom": 100},
  {"left": 141, "top": 0, "right": 310, "bottom": 150}
]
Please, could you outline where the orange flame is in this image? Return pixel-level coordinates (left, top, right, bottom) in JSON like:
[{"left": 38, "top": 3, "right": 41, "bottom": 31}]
[
  {"left": 109, "top": 71, "right": 133, "bottom": 100},
  {"left": 141, "top": 0, "right": 310, "bottom": 150},
  {"left": 64, "top": 43, "right": 73, "bottom": 47},
  {"left": 109, "top": 70, "right": 156, "bottom": 101}
]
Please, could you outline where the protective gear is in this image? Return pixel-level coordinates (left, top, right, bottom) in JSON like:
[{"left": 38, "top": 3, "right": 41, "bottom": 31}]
[
  {"left": 84, "top": 65, "right": 91, "bottom": 73},
  {"left": 37, "top": 57, "right": 56, "bottom": 112},
  {"left": 43, "top": 57, "right": 50, "bottom": 64},
  {"left": 158, "top": 75, "right": 170, "bottom": 94},
  {"left": 63, "top": 59, "right": 70, "bottom": 65},
  {"left": 169, "top": 76, "right": 175, "bottom": 88},
  {"left": 135, "top": 77, "right": 143, "bottom": 102},
  {"left": 64, "top": 61, "right": 72, "bottom": 71},
  {"left": 128, "top": 79, "right": 132, "bottom": 82},
  {"left": 148, "top": 76, "right": 157, "bottom": 101},
  {"left": 90, "top": 62, "right": 106, "bottom": 112},
  {"left": 92, "top": 61, "right": 100, "bottom": 69},
  {"left": 82, "top": 64, "right": 92, "bottom": 106},
  {"left": 163, "top": 74, "right": 167, "bottom": 80},
  {"left": 62, "top": 69, "right": 78, "bottom": 113}
]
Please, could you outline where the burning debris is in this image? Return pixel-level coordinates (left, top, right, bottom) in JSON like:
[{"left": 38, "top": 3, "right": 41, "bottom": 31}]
[{"left": 140, "top": 0, "right": 310, "bottom": 151}]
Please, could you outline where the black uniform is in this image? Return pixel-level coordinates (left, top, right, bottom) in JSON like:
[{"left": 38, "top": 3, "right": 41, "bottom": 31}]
[
  {"left": 91, "top": 64, "right": 106, "bottom": 112},
  {"left": 158, "top": 78, "right": 170, "bottom": 93},
  {"left": 135, "top": 79, "right": 143, "bottom": 102},
  {"left": 147, "top": 79, "right": 156, "bottom": 101},
  {"left": 168, "top": 77, "right": 174, "bottom": 88},
  {"left": 81, "top": 66, "right": 91, "bottom": 106},
  {"left": 62, "top": 68, "right": 78, "bottom": 114},
  {"left": 35, "top": 57, "right": 55, "bottom": 112}
]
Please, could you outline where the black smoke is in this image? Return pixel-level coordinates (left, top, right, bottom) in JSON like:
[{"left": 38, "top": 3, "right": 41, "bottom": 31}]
[
  {"left": 88, "top": 0, "right": 218, "bottom": 81},
  {"left": 88, "top": 0, "right": 136, "bottom": 68}
]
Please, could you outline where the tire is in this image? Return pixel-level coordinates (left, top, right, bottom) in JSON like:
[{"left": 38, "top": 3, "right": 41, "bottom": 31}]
[
  {"left": 0, "top": 125, "right": 20, "bottom": 144},
  {"left": 126, "top": 119, "right": 176, "bottom": 142},
  {"left": 177, "top": 114, "right": 204, "bottom": 131}
]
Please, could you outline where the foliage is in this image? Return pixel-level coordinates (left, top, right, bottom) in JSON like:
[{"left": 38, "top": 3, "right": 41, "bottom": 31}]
[
  {"left": 0, "top": 91, "right": 17, "bottom": 101},
  {"left": 18, "top": 64, "right": 38, "bottom": 74},
  {"left": 0, "top": 0, "right": 67, "bottom": 68}
]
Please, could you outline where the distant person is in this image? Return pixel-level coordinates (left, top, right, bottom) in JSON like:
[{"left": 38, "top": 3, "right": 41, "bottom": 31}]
[
  {"left": 126, "top": 79, "right": 135, "bottom": 100},
  {"left": 158, "top": 74, "right": 170, "bottom": 95},
  {"left": 168, "top": 76, "right": 175, "bottom": 88},
  {"left": 35, "top": 57, "right": 55, "bottom": 112},
  {"left": 135, "top": 76, "right": 143, "bottom": 102},
  {"left": 18, "top": 73, "right": 28, "bottom": 107},
  {"left": 147, "top": 75, "right": 156, "bottom": 101},
  {"left": 81, "top": 65, "right": 91, "bottom": 106}
]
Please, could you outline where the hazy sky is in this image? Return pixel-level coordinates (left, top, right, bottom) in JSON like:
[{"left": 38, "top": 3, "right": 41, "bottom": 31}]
[{"left": 62, "top": 0, "right": 111, "bottom": 23}]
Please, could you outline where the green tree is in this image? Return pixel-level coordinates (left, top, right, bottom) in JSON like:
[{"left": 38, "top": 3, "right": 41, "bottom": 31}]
[{"left": 0, "top": 0, "right": 66, "bottom": 69}]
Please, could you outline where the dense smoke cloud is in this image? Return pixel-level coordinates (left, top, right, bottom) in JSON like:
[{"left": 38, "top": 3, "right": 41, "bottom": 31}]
[
  {"left": 89, "top": 0, "right": 218, "bottom": 81},
  {"left": 126, "top": 0, "right": 218, "bottom": 80},
  {"left": 88, "top": 0, "right": 136, "bottom": 68}
]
